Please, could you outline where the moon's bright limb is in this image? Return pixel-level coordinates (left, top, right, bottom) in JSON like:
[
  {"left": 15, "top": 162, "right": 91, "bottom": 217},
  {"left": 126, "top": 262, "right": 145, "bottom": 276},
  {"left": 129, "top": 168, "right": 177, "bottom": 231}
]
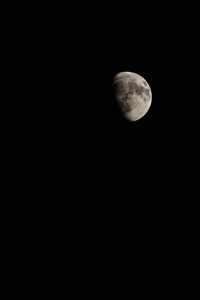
[{"left": 113, "top": 71, "right": 152, "bottom": 121}]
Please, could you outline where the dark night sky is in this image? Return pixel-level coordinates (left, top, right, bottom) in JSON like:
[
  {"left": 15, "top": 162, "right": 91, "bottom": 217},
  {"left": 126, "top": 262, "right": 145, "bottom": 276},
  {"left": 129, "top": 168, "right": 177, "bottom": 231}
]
[
  {"left": 7, "top": 4, "right": 199, "bottom": 285},
  {"left": 4, "top": 4, "right": 199, "bottom": 290},
  {"left": 22, "top": 2, "right": 199, "bottom": 207}
]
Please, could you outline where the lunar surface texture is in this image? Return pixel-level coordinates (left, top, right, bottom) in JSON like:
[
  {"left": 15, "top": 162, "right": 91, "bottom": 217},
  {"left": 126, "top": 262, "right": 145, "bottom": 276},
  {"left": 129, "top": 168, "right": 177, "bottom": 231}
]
[{"left": 113, "top": 72, "right": 152, "bottom": 121}]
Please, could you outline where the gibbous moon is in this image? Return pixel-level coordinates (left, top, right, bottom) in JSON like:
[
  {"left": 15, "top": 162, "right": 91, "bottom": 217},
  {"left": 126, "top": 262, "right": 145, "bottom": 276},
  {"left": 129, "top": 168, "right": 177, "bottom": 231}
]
[{"left": 113, "top": 71, "right": 152, "bottom": 121}]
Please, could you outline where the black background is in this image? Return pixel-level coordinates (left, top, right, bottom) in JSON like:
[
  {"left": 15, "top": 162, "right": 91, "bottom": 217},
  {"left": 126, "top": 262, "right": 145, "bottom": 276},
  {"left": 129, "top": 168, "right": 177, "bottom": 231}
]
[
  {"left": 4, "top": 2, "right": 199, "bottom": 291},
  {"left": 19, "top": 3, "right": 199, "bottom": 205},
  {"left": 6, "top": 1, "right": 198, "bottom": 222},
  {"left": 50, "top": 6, "right": 195, "bottom": 187}
]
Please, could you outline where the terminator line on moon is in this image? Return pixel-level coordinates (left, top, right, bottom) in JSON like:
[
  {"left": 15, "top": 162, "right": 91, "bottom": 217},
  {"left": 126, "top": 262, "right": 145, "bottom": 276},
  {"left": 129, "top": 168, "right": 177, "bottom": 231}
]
[{"left": 113, "top": 72, "right": 152, "bottom": 121}]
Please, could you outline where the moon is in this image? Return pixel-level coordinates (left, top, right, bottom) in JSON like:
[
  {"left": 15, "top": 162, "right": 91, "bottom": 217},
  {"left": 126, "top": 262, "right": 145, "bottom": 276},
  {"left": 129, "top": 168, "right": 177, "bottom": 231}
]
[{"left": 113, "top": 71, "right": 152, "bottom": 121}]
